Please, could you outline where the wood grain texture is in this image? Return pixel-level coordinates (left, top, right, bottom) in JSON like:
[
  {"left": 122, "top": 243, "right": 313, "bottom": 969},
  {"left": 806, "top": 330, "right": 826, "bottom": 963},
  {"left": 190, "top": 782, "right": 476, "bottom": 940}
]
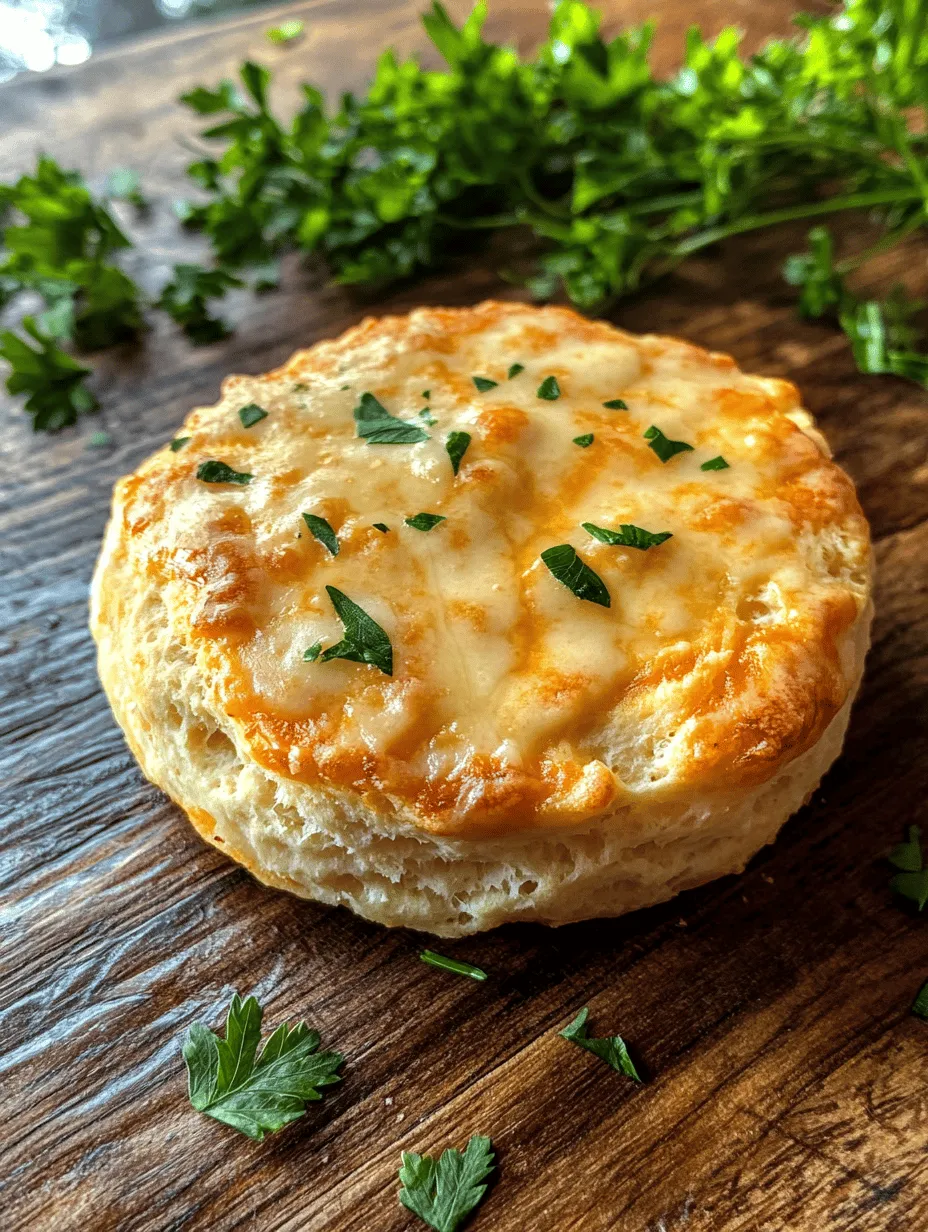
[{"left": 1, "top": 2, "right": 927, "bottom": 1230}]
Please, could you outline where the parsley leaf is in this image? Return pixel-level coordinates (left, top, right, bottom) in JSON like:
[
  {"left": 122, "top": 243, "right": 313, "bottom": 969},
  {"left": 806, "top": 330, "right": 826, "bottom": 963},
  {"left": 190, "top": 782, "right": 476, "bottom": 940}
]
[
  {"left": 158, "top": 264, "right": 241, "bottom": 345},
  {"left": 266, "top": 19, "right": 304, "bottom": 43},
  {"left": 302, "top": 512, "right": 339, "bottom": 556},
  {"left": 472, "top": 376, "right": 497, "bottom": 392},
  {"left": 304, "top": 641, "right": 323, "bottom": 661},
  {"left": 182, "top": 991, "right": 342, "bottom": 1140},
  {"left": 320, "top": 585, "right": 393, "bottom": 675},
  {"left": 399, "top": 1135, "right": 495, "bottom": 1232},
  {"left": 913, "top": 981, "right": 928, "bottom": 1020},
  {"left": 507, "top": 363, "right": 524, "bottom": 379},
  {"left": 354, "top": 392, "right": 429, "bottom": 444},
  {"left": 582, "top": 522, "right": 672, "bottom": 549},
  {"left": 197, "top": 460, "right": 253, "bottom": 485},
  {"left": 560, "top": 1007, "right": 642, "bottom": 1081},
  {"left": 537, "top": 375, "right": 561, "bottom": 400},
  {"left": 540, "top": 544, "right": 610, "bottom": 607},
  {"left": 406, "top": 512, "right": 446, "bottom": 532},
  {"left": 644, "top": 425, "right": 693, "bottom": 462},
  {"left": 446, "top": 430, "right": 471, "bottom": 475},
  {"left": 573, "top": 433, "right": 594, "bottom": 447},
  {"left": 701, "top": 455, "right": 729, "bottom": 471},
  {"left": 373, "top": 522, "right": 390, "bottom": 533},
  {"left": 0, "top": 317, "right": 96, "bottom": 430},
  {"left": 170, "top": 436, "right": 191, "bottom": 451},
  {"left": 420, "top": 951, "right": 488, "bottom": 981},
  {"left": 889, "top": 825, "right": 928, "bottom": 911},
  {"left": 239, "top": 402, "right": 267, "bottom": 428},
  {"left": 603, "top": 399, "right": 628, "bottom": 410}
]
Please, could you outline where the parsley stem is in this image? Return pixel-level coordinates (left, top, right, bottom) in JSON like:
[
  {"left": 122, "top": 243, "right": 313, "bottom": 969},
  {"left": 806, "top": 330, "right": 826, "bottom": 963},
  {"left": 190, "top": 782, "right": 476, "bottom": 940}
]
[{"left": 419, "top": 950, "right": 488, "bottom": 981}]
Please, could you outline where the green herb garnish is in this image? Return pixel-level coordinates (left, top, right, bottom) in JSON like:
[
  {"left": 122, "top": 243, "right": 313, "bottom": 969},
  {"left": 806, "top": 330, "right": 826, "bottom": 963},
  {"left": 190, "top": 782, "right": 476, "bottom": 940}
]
[
  {"left": 406, "top": 512, "right": 447, "bottom": 532},
  {"left": 507, "top": 363, "right": 524, "bottom": 379},
  {"left": 446, "top": 431, "right": 472, "bottom": 475},
  {"left": 157, "top": 264, "right": 241, "bottom": 345},
  {"left": 603, "top": 399, "right": 628, "bottom": 410},
  {"left": 354, "top": 391, "right": 430, "bottom": 444},
  {"left": 399, "top": 1135, "right": 495, "bottom": 1232},
  {"left": 889, "top": 825, "right": 928, "bottom": 911},
  {"left": 304, "top": 641, "right": 322, "bottom": 661},
  {"left": 913, "top": 981, "right": 928, "bottom": 1020},
  {"left": 182, "top": 992, "right": 342, "bottom": 1141},
  {"left": 573, "top": 433, "right": 594, "bottom": 447},
  {"left": 701, "top": 456, "right": 730, "bottom": 471},
  {"left": 472, "top": 376, "right": 497, "bottom": 392},
  {"left": 302, "top": 512, "right": 339, "bottom": 556},
  {"left": 537, "top": 375, "right": 560, "bottom": 400},
  {"left": 238, "top": 402, "right": 267, "bottom": 428},
  {"left": 560, "top": 1007, "right": 642, "bottom": 1081},
  {"left": 582, "top": 522, "right": 672, "bottom": 550},
  {"left": 196, "top": 460, "right": 253, "bottom": 485},
  {"left": 540, "top": 544, "right": 610, "bottom": 607},
  {"left": 422, "top": 389, "right": 431, "bottom": 398},
  {"left": 266, "top": 18, "right": 304, "bottom": 43},
  {"left": 420, "top": 408, "right": 437, "bottom": 425},
  {"left": 420, "top": 951, "right": 488, "bottom": 981},
  {"left": 170, "top": 436, "right": 191, "bottom": 451},
  {"left": 0, "top": 317, "right": 96, "bottom": 431},
  {"left": 373, "top": 522, "right": 390, "bottom": 533},
  {"left": 644, "top": 425, "right": 693, "bottom": 463},
  {"left": 319, "top": 585, "right": 393, "bottom": 675}
]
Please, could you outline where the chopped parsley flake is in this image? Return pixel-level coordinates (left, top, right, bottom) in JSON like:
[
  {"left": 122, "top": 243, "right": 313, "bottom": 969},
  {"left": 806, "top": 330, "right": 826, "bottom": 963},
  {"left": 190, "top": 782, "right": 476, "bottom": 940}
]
[
  {"left": 573, "top": 433, "right": 594, "bottom": 447},
  {"left": 420, "top": 408, "right": 437, "bottom": 425},
  {"left": 422, "top": 389, "right": 431, "bottom": 399},
  {"left": 354, "top": 391, "right": 429, "bottom": 444},
  {"left": 238, "top": 402, "right": 267, "bottom": 428},
  {"left": 302, "top": 512, "right": 339, "bottom": 556},
  {"left": 472, "top": 376, "right": 497, "bottom": 392},
  {"left": 507, "top": 363, "right": 524, "bottom": 379},
  {"left": 644, "top": 425, "right": 693, "bottom": 462},
  {"left": 420, "top": 951, "right": 488, "bottom": 981},
  {"left": 582, "top": 522, "right": 672, "bottom": 550},
  {"left": 701, "top": 455, "right": 730, "bottom": 471},
  {"left": 303, "top": 641, "right": 322, "bottom": 661},
  {"left": 170, "top": 436, "right": 191, "bottom": 451},
  {"left": 446, "top": 431, "right": 471, "bottom": 475},
  {"left": 373, "top": 522, "right": 390, "bottom": 533},
  {"left": 197, "top": 460, "right": 253, "bottom": 484},
  {"left": 405, "top": 512, "right": 446, "bottom": 532},
  {"left": 537, "top": 375, "right": 561, "bottom": 400},
  {"left": 603, "top": 398, "right": 628, "bottom": 410},
  {"left": 540, "top": 544, "right": 610, "bottom": 607},
  {"left": 319, "top": 586, "right": 393, "bottom": 676}
]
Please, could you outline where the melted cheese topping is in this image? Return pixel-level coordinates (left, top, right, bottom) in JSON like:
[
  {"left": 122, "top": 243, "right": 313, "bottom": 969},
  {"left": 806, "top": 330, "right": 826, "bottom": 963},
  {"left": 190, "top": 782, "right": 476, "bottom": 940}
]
[{"left": 116, "top": 302, "right": 870, "bottom": 837}]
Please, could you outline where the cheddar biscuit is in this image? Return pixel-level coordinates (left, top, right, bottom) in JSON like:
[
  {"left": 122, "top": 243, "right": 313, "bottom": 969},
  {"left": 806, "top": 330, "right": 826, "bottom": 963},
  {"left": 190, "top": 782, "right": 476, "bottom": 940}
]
[{"left": 91, "top": 301, "right": 872, "bottom": 935}]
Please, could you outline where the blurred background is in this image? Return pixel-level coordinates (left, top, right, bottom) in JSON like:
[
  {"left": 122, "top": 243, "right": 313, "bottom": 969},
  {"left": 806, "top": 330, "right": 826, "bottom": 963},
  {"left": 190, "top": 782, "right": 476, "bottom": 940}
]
[{"left": 0, "top": 0, "right": 275, "bottom": 81}]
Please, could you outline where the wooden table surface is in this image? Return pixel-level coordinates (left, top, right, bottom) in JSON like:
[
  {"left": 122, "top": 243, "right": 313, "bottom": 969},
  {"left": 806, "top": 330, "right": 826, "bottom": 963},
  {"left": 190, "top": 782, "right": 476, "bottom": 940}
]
[{"left": 2, "top": 2, "right": 927, "bottom": 1229}]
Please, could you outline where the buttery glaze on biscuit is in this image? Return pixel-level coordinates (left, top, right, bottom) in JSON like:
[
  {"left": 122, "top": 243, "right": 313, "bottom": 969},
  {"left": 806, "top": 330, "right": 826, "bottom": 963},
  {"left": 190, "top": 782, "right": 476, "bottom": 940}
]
[{"left": 92, "top": 302, "right": 872, "bottom": 935}]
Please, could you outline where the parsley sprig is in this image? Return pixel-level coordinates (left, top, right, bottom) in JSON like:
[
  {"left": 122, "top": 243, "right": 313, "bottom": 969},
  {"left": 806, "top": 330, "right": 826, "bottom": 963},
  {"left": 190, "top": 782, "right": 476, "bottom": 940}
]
[
  {"left": 182, "top": 992, "right": 343, "bottom": 1140},
  {"left": 399, "top": 1135, "right": 495, "bottom": 1232}
]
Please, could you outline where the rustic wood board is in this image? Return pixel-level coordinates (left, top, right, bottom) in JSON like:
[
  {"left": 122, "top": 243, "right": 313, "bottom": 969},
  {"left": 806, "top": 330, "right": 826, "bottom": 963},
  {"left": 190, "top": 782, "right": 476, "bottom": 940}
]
[{"left": 1, "top": 2, "right": 927, "bottom": 1229}]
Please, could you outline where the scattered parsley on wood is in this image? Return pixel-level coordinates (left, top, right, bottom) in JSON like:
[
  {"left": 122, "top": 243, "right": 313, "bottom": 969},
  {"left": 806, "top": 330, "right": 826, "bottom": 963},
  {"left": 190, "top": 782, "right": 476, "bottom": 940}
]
[
  {"left": 157, "top": 264, "right": 241, "bottom": 345},
  {"left": 399, "top": 1135, "right": 495, "bottom": 1232},
  {"left": 888, "top": 825, "right": 928, "bottom": 911},
  {"left": 644, "top": 425, "right": 693, "bottom": 463},
  {"left": 196, "top": 460, "right": 253, "bottom": 484},
  {"left": 913, "top": 981, "right": 928, "bottom": 1020},
  {"left": 701, "top": 455, "right": 730, "bottom": 471},
  {"left": 446, "top": 430, "right": 471, "bottom": 474},
  {"left": 319, "top": 585, "right": 393, "bottom": 675},
  {"left": 182, "top": 992, "right": 342, "bottom": 1140},
  {"left": 540, "top": 544, "right": 610, "bottom": 607},
  {"left": 583, "top": 522, "right": 671, "bottom": 549},
  {"left": 536, "top": 375, "right": 561, "bottom": 400},
  {"left": 420, "top": 951, "right": 488, "bottom": 981},
  {"left": 302, "top": 512, "right": 339, "bottom": 556},
  {"left": 354, "top": 391, "right": 430, "bottom": 444},
  {"left": 573, "top": 433, "right": 594, "bottom": 447},
  {"left": 0, "top": 317, "right": 96, "bottom": 430},
  {"left": 472, "top": 376, "right": 497, "bottom": 392},
  {"left": 560, "top": 1007, "right": 642, "bottom": 1081},
  {"left": 266, "top": 18, "right": 304, "bottom": 43},
  {"left": 238, "top": 402, "right": 267, "bottom": 428},
  {"left": 406, "top": 512, "right": 447, "bottom": 532}
]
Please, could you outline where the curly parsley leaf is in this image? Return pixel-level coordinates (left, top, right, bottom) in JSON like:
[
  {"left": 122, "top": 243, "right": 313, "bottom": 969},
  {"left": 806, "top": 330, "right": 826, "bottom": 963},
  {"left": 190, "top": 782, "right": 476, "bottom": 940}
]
[
  {"left": 158, "top": 264, "right": 241, "bottom": 345},
  {"left": 582, "top": 521, "right": 671, "bottom": 549},
  {"left": 0, "top": 317, "right": 96, "bottom": 431},
  {"left": 399, "top": 1135, "right": 495, "bottom": 1232},
  {"left": 540, "top": 543, "right": 610, "bottom": 607},
  {"left": 320, "top": 585, "right": 393, "bottom": 675},
  {"left": 560, "top": 1007, "right": 642, "bottom": 1081},
  {"left": 354, "top": 392, "right": 430, "bottom": 444},
  {"left": 406, "top": 512, "right": 446, "bottom": 532},
  {"left": 302, "top": 512, "right": 339, "bottom": 555},
  {"left": 644, "top": 425, "right": 693, "bottom": 462},
  {"left": 446, "top": 430, "right": 471, "bottom": 474},
  {"left": 182, "top": 991, "right": 342, "bottom": 1141},
  {"left": 197, "top": 460, "right": 253, "bottom": 485},
  {"left": 239, "top": 402, "right": 267, "bottom": 428},
  {"left": 889, "top": 825, "right": 928, "bottom": 911}
]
